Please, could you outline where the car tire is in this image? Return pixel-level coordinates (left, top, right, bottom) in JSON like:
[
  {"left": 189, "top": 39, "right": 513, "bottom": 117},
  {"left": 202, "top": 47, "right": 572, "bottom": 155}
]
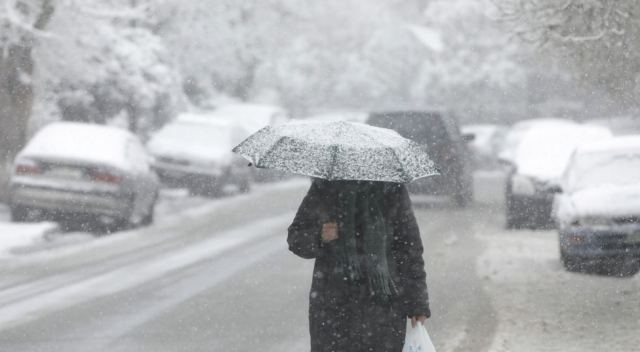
[
  {"left": 10, "top": 205, "right": 30, "bottom": 222},
  {"left": 238, "top": 177, "right": 251, "bottom": 194},
  {"left": 598, "top": 258, "right": 640, "bottom": 277},
  {"left": 141, "top": 195, "right": 157, "bottom": 226},
  {"left": 505, "top": 190, "right": 527, "bottom": 229},
  {"left": 453, "top": 192, "right": 471, "bottom": 207},
  {"left": 505, "top": 200, "right": 523, "bottom": 229},
  {"left": 560, "top": 250, "right": 580, "bottom": 272}
]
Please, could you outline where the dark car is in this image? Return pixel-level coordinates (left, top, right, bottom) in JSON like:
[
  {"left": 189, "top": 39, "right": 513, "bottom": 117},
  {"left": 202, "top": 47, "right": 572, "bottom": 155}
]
[{"left": 367, "top": 110, "right": 474, "bottom": 206}]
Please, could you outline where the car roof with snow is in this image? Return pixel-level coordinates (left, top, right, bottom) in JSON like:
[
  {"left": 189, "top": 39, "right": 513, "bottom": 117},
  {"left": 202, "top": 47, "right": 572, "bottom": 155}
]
[
  {"left": 306, "top": 111, "right": 369, "bottom": 123},
  {"left": 574, "top": 135, "right": 640, "bottom": 155},
  {"left": 147, "top": 118, "right": 246, "bottom": 163},
  {"left": 513, "top": 122, "right": 612, "bottom": 180},
  {"left": 18, "top": 122, "right": 139, "bottom": 170}
]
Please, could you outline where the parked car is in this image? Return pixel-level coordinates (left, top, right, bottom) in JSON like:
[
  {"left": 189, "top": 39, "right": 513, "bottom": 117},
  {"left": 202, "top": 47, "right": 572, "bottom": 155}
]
[
  {"left": 554, "top": 136, "right": 640, "bottom": 273},
  {"left": 9, "top": 122, "right": 159, "bottom": 228},
  {"left": 367, "top": 110, "right": 474, "bottom": 207},
  {"left": 212, "top": 103, "right": 289, "bottom": 131},
  {"left": 306, "top": 111, "right": 369, "bottom": 123},
  {"left": 501, "top": 119, "right": 612, "bottom": 229},
  {"left": 212, "top": 103, "right": 289, "bottom": 183},
  {"left": 461, "top": 124, "right": 507, "bottom": 170},
  {"left": 498, "top": 118, "right": 570, "bottom": 165},
  {"left": 147, "top": 117, "right": 251, "bottom": 196}
]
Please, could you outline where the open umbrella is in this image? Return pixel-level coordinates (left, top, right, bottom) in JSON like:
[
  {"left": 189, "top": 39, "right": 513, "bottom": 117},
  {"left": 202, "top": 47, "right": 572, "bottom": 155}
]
[{"left": 232, "top": 120, "right": 439, "bottom": 183}]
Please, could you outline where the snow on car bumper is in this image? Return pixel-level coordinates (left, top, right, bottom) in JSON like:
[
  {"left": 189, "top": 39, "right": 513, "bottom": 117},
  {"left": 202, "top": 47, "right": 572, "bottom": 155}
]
[
  {"left": 9, "top": 185, "right": 130, "bottom": 218},
  {"left": 560, "top": 226, "right": 640, "bottom": 259}
]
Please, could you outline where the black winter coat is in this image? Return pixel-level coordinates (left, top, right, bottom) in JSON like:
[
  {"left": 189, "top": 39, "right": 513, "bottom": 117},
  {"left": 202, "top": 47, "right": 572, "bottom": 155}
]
[{"left": 288, "top": 181, "right": 430, "bottom": 352}]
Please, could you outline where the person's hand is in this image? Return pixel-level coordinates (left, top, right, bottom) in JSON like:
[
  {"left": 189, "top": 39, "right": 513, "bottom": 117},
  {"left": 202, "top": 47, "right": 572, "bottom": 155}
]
[
  {"left": 321, "top": 222, "right": 339, "bottom": 243},
  {"left": 410, "top": 315, "right": 427, "bottom": 328}
]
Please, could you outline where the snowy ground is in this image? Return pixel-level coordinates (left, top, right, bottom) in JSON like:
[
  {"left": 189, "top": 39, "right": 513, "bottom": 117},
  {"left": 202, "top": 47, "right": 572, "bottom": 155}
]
[
  {"left": 0, "top": 174, "right": 639, "bottom": 351},
  {"left": 0, "top": 182, "right": 282, "bottom": 257},
  {"left": 478, "top": 229, "right": 640, "bottom": 352}
]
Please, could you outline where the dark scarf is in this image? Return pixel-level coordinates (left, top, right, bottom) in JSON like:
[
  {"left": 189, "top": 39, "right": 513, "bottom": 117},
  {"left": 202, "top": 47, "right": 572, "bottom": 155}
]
[{"left": 328, "top": 181, "right": 397, "bottom": 300}]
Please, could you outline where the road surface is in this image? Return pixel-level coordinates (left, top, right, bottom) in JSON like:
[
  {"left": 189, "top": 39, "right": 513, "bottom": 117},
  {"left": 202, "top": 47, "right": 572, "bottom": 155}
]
[{"left": 0, "top": 175, "right": 639, "bottom": 351}]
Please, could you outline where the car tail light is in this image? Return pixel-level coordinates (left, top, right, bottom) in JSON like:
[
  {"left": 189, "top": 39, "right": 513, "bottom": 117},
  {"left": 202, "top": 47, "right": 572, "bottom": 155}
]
[
  {"left": 567, "top": 235, "right": 585, "bottom": 245},
  {"left": 15, "top": 160, "right": 43, "bottom": 175},
  {"left": 89, "top": 169, "right": 123, "bottom": 184}
]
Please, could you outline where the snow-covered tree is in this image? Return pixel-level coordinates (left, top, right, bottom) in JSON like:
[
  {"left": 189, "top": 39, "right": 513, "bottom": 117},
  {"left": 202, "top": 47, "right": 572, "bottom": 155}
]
[
  {"left": 0, "top": 0, "right": 55, "bottom": 172},
  {"left": 36, "top": 0, "right": 184, "bottom": 137},
  {"left": 496, "top": 0, "right": 640, "bottom": 113},
  {"left": 413, "top": 0, "right": 528, "bottom": 122}
]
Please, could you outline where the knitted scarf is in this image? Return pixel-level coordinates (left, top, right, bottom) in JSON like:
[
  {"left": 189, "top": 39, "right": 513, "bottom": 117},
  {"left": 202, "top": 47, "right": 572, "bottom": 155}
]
[{"left": 329, "top": 181, "right": 397, "bottom": 300}]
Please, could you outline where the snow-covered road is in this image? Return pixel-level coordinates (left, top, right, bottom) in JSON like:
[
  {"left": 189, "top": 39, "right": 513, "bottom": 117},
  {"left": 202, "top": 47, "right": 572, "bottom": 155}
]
[{"left": 0, "top": 175, "right": 639, "bottom": 351}]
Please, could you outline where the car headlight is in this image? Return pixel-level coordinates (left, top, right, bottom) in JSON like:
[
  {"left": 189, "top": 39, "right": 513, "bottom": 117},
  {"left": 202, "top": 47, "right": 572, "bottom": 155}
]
[{"left": 511, "top": 174, "right": 535, "bottom": 196}]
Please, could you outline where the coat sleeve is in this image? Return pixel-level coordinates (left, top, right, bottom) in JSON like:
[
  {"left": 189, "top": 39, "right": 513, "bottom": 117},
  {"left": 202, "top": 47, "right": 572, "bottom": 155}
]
[
  {"left": 391, "top": 185, "right": 431, "bottom": 318},
  {"left": 287, "top": 183, "right": 326, "bottom": 259}
]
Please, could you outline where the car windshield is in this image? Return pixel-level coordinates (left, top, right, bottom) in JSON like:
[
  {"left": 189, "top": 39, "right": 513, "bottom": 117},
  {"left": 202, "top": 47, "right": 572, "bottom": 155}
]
[
  {"left": 153, "top": 122, "right": 232, "bottom": 148},
  {"left": 567, "top": 151, "right": 640, "bottom": 191},
  {"left": 367, "top": 112, "right": 449, "bottom": 148}
]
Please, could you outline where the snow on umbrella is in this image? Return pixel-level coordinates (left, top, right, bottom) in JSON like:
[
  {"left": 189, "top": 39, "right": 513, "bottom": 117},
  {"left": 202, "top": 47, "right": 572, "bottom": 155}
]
[{"left": 232, "top": 120, "right": 439, "bottom": 183}]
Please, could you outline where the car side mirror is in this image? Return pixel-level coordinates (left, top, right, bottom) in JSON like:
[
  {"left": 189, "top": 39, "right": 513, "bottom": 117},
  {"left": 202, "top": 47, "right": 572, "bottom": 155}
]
[
  {"left": 497, "top": 157, "right": 512, "bottom": 168},
  {"left": 548, "top": 185, "right": 563, "bottom": 194},
  {"left": 462, "top": 133, "right": 475, "bottom": 143}
]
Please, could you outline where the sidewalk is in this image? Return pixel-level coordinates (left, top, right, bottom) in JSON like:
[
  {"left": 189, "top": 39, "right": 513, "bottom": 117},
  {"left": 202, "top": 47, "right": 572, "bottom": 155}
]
[{"left": 0, "top": 204, "right": 58, "bottom": 257}]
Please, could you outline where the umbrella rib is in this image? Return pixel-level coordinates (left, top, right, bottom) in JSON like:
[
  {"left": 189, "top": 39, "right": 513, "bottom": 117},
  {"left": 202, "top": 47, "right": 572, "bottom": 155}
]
[
  {"left": 390, "top": 148, "right": 410, "bottom": 182},
  {"left": 255, "top": 136, "right": 288, "bottom": 168},
  {"left": 327, "top": 145, "right": 339, "bottom": 180}
]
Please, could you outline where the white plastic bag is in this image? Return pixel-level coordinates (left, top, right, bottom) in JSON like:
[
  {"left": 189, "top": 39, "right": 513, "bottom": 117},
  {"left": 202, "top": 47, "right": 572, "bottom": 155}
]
[{"left": 402, "top": 320, "right": 437, "bottom": 352}]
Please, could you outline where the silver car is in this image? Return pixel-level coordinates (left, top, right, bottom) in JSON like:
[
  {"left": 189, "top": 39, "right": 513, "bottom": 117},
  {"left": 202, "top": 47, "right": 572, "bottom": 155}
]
[
  {"left": 147, "top": 116, "right": 252, "bottom": 197},
  {"left": 9, "top": 122, "right": 159, "bottom": 228}
]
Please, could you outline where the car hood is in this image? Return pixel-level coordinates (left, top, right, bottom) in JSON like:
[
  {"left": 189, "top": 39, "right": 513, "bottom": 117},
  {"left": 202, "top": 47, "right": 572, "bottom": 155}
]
[
  {"left": 148, "top": 139, "right": 232, "bottom": 166},
  {"left": 569, "top": 184, "right": 640, "bottom": 218}
]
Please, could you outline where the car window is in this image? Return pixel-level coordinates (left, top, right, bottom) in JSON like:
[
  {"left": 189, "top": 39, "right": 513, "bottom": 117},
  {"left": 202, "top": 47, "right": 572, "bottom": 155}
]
[{"left": 567, "top": 150, "right": 640, "bottom": 191}]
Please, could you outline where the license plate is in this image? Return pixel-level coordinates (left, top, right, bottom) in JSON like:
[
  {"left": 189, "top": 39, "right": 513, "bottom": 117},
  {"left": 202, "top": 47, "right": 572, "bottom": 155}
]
[
  {"left": 48, "top": 167, "right": 84, "bottom": 180},
  {"left": 625, "top": 233, "right": 640, "bottom": 244}
]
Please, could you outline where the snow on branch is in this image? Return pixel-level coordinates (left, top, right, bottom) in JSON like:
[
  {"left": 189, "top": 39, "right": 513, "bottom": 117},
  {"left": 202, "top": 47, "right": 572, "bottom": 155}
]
[
  {"left": 0, "top": 0, "right": 55, "bottom": 45},
  {"left": 493, "top": 0, "right": 633, "bottom": 45}
]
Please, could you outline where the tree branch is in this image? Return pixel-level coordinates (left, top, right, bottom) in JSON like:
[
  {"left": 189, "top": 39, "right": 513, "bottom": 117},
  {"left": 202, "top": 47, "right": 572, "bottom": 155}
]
[{"left": 33, "top": 0, "right": 54, "bottom": 30}]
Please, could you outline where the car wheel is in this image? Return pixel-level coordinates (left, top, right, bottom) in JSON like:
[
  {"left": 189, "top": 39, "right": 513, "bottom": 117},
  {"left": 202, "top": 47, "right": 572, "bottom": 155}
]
[
  {"left": 505, "top": 198, "right": 523, "bottom": 229},
  {"left": 505, "top": 190, "right": 526, "bottom": 229},
  {"left": 598, "top": 258, "right": 640, "bottom": 277},
  {"left": 560, "top": 250, "right": 580, "bottom": 272},
  {"left": 141, "top": 195, "right": 157, "bottom": 226},
  {"left": 453, "top": 193, "right": 470, "bottom": 207},
  {"left": 10, "top": 205, "right": 30, "bottom": 222},
  {"left": 238, "top": 177, "right": 251, "bottom": 194}
]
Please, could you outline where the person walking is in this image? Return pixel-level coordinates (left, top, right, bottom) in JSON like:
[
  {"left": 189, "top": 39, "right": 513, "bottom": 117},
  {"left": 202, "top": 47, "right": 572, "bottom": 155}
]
[{"left": 288, "top": 179, "right": 431, "bottom": 352}]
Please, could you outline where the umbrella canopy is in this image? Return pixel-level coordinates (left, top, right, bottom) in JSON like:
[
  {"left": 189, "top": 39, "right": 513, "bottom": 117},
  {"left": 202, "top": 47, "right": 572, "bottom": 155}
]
[{"left": 232, "top": 120, "right": 439, "bottom": 183}]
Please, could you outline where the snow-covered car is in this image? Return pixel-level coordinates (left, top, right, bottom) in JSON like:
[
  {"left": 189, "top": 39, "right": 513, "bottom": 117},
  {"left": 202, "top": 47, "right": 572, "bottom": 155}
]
[
  {"left": 8, "top": 122, "right": 159, "bottom": 228},
  {"left": 147, "top": 118, "right": 251, "bottom": 196},
  {"left": 502, "top": 120, "right": 611, "bottom": 229},
  {"left": 498, "top": 118, "right": 570, "bottom": 165},
  {"left": 212, "top": 103, "right": 289, "bottom": 133},
  {"left": 367, "top": 110, "right": 474, "bottom": 207},
  {"left": 461, "top": 124, "right": 507, "bottom": 170},
  {"left": 554, "top": 136, "right": 640, "bottom": 271},
  {"left": 209, "top": 103, "right": 289, "bottom": 183},
  {"left": 305, "top": 111, "right": 369, "bottom": 123}
]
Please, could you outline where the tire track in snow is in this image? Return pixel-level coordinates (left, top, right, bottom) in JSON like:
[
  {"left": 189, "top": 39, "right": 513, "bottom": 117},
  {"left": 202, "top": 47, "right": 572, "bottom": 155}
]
[{"left": 0, "top": 213, "right": 293, "bottom": 331}]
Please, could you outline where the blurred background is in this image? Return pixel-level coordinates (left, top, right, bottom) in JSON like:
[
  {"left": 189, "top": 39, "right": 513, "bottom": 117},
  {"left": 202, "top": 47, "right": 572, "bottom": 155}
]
[{"left": 1, "top": 1, "right": 640, "bottom": 351}]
